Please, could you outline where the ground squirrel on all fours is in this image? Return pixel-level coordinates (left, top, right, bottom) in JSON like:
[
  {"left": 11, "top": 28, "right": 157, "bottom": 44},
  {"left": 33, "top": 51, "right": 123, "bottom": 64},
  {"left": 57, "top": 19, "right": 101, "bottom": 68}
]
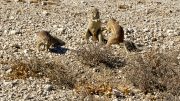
[
  {"left": 84, "top": 8, "right": 106, "bottom": 44},
  {"left": 36, "top": 31, "right": 65, "bottom": 52}
]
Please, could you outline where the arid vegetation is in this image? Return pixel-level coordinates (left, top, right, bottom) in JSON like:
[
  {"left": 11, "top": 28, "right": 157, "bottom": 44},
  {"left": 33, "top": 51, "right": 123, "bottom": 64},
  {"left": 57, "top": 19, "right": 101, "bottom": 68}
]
[
  {"left": 3, "top": 46, "right": 180, "bottom": 100},
  {"left": 124, "top": 49, "right": 180, "bottom": 99}
]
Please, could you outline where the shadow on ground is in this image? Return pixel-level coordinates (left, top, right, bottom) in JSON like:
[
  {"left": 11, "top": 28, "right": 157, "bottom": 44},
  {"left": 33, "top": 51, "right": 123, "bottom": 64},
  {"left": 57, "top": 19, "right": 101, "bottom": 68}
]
[{"left": 50, "top": 46, "right": 69, "bottom": 54}]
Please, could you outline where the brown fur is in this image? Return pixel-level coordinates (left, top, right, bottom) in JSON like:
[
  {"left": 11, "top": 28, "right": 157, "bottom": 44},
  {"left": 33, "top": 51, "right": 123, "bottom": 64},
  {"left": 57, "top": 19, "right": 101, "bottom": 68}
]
[
  {"left": 106, "top": 18, "right": 124, "bottom": 47},
  {"left": 36, "top": 31, "right": 65, "bottom": 51},
  {"left": 84, "top": 8, "right": 105, "bottom": 44}
]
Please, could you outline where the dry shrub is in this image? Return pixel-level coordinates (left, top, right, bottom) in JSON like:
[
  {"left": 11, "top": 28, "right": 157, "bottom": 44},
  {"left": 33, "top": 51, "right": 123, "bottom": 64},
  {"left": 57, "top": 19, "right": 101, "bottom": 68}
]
[
  {"left": 75, "top": 82, "right": 113, "bottom": 97},
  {"left": 125, "top": 50, "right": 180, "bottom": 96},
  {"left": 75, "top": 81, "right": 131, "bottom": 100},
  {"left": 5, "top": 58, "right": 75, "bottom": 89},
  {"left": 74, "top": 44, "right": 124, "bottom": 69},
  {"left": 74, "top": 68, "right": 129, "bottom": 99}
]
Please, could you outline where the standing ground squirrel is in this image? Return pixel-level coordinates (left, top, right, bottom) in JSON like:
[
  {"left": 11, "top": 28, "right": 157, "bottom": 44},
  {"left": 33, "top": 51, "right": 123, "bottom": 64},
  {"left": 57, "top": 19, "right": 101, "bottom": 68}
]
[
  {"left": 36, "top": 31, "right": 65, "bottom": 51},
  {"left": 84, "top": 8, "right": 106, "bottom": 44},
  {"left": 105, "top": 18, "right": 124, "bottom": 47}
]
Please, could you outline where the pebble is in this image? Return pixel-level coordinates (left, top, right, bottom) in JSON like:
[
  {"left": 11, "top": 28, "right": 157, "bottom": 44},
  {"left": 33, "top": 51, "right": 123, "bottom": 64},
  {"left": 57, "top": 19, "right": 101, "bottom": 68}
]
[
  {"left": 112, "top": 98, "right": 119, "bottom": 101},
  {"left": 80, "top": 0, "right": 87, "bottom": 5},
  {"left": 42, "top": 10, "right": 49, "bottom": 16},
  {"left": 126, "top": 28, "right": 134, "bottom": 34},
  {"left": 9, "top": 16, "right": 14, "bottom": 20},
  {"left": 44, "top": 84, "right": 53, "bottom": 92},
  {"left": 23, "top": 94, "right": 30, "bottom": 100},
  {"left": 9, "top": 30, "right": 21, "bottom": 35},
  {"left": 6, "top": 68, "right": 12, "bottom": 74},
  {"left": 14, "top": 0, "right": 19, "bottom": 2},
  {"left": 167, "top": 29, "right": 177, "bottom": 36},
  {"left": 177, "top": 54, "right": 180, "bottom": 60},
  {"left": 57, "top": 27, "right": 65, "bottom": 34},
  {"left": 4, "top": 30, "right": 8, "bottom": 34},
  {"left": 143, "top": 28, "right": 150, "bottom": 32}
]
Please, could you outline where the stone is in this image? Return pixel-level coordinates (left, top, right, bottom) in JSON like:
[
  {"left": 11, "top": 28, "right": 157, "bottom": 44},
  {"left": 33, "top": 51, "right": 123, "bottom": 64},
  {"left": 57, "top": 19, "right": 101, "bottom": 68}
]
[
  {"left": 42, "top": 10, "right": 49, "bottom": 16},
  {"left": 9, "top": 30, "right": 21, "bottom": 35},
  {"left": 143, "top": 28, "right": 150, "bottom": 32},
  {"left": 6, "top": 68, "right": 12, "bottom": 74},
  {"left": 44, "top": 84, "right": 53, "bottom": 92},
  {"left": 167, "top": 29, "right": 177, "bottom": 36}
]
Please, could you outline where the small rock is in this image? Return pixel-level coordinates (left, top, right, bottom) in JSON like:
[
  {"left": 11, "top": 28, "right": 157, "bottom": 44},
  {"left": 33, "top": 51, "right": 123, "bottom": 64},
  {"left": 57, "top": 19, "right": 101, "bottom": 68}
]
[
  {"left": 175, "top": 28, "right": 180, "bottom": 35},
  {"left": 53, "top": 25, "right": 58, "bottom": 28},
  {"left": 168, "top": 41, "right": 174, "bottom": 46},
  {"left": 112, "top": 89, "right": 126, "bottom": 100},
  {"left": 169, "top": 10, "right": 173, "bottom": 13},
  {"left": 44, "top": 78, "right": 51, "bottom": 83},
  {"left": 157, "top": 32, "right": 163, "bottom": 37},
  {"left": 126, "top": 28, "right": 134, "bottom": 34},
  {"left": 14, "top": 0, "right": 20, "bottom": 2},
  {"left": 177, "top": 54, "right": 180, "bottom": 60},
  {"left": 143, "top": 28, "right": 150, "bottom": 32},
  {"left": 42, "top": 10, "right": 49, "bottom": 16},
  {"left": 23, "top": 94, "right": 30, "bottom": 100},
  {"left": 23, "top": 49, "right": 28, "bottom": 54},
  {"left": 41, "top": 1, "right": 48, "bottom": 5},
  {"left": 44, "top": 84, "right": 53, "bottom": 92},
  {"left": 23, "top": 94, "right": 34, "bottom": 100},
  {"left": 3, "top": 81, "right": 13, "bottom": 87},
  {"left": 28, "top": 0, "right": 39, "bottom": 4},
  {"left": 6, "top": 68, "right": 12, "bottom": 74},
  {"left": 11, "top": 44, "right": 21, "bottom": 49},
  {"left": 167, "top": 29, "right": 176, "bottom": 36},
  {"left": 4, "top": 30, "right": 8, "bottom": 34},
  {"left": 81, "top": 1, "right": 87, "bottom": 5},
  {"left": 152, "top": 38, "right": 157, "bottom": 42},
  {"left": 57, "top": 27, "right": 65, "bottom": 34},
  {"left": 92, "top": 68, "right": 100, "bottom": 72},
  {"left": 9, "top": 30, "right": 21, "bottom": 35},
  {"left": 112, "top": 98, "right": 118, "bottom": 101},
  {"left": 9, "top": 16, "right": 14, "bottom": 20},
  {"left": 84, "top": 95, "right": 94, "bottom": 101}
]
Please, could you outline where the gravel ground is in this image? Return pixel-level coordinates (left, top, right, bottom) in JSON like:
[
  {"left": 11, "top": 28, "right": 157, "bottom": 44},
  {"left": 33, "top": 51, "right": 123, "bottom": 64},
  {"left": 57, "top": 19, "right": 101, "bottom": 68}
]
[{"left": 0, "top": 0, "right": 180, "bottom": 101}]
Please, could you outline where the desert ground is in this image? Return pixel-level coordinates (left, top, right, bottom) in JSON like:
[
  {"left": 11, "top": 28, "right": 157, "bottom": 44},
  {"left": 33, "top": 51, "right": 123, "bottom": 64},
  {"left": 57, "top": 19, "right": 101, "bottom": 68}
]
[{"left": 0, "top": 0, "right": 180, "bottom": 101}]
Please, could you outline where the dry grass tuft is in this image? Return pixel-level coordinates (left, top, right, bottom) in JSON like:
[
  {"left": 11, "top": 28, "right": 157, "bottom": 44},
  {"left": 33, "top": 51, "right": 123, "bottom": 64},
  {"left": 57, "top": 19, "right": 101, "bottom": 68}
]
[
  {"left": 74, "top": 44, "right": 125, "bottom": 69},
  {"left": 5, "top": 58, "right": 75, "bottom": 89},
  {"left": 125, "top": 50, "right": 180, "bottom": 96},
  {"left": 75, "top": 82, "right": 113, "bottom": 97}
]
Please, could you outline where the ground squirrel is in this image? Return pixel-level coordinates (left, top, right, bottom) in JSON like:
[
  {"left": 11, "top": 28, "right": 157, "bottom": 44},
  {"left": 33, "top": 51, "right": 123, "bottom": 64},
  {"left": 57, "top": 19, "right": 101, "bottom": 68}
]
[
  {"left": 36, "top": 31, "right": 65, "bottom": 51},
  {"left": 84, "top": 8, "right": 106, "bottom": 44},
  {"left": 105, "top": 18, "right": 124, "bottom": 47},
  {"left": 105, "top": 18, "right": 140, "bottom": 52}
]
